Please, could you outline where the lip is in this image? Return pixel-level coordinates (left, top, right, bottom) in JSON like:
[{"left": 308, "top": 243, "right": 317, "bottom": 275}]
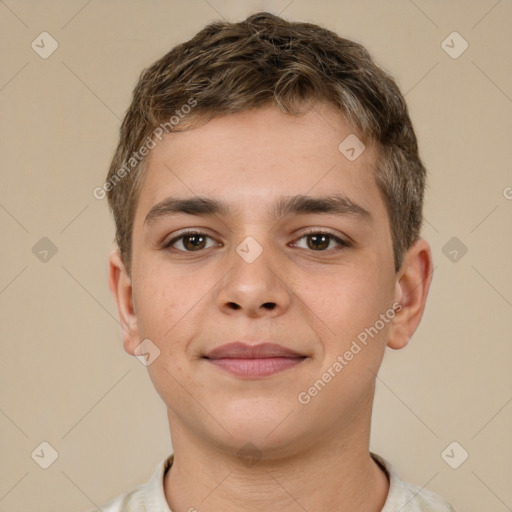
[
  {"left": 203, "top": 342, "right": 307, "bottom": 378},
  {"left": 204, "top": 342, "right": 304, "bottom": 359}
]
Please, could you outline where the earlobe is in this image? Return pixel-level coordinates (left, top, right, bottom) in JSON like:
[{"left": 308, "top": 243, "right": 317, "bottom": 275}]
[
  {"left": 108, "top": 248, "right": 139, "bottom": 355},
  {"left": 386, "top": 238, "right": 434, "bottom": 350}
]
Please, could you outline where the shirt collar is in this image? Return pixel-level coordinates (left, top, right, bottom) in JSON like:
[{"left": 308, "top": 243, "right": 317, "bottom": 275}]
[
  {"left": 145, "top": 451, "right": 403, "bottom": 511},
  {"left": 144, "top": 453, "right": 174, "bottom": 511}
]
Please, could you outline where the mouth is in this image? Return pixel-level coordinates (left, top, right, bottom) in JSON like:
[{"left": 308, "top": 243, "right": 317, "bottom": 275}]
[{"left": 203, "top": 342, "right": 307, "bottom": 378}]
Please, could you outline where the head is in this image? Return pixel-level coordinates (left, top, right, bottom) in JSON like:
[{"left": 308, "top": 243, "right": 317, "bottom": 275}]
[{"left": 107, "top": 12, "right": 432, "bottom": 458}]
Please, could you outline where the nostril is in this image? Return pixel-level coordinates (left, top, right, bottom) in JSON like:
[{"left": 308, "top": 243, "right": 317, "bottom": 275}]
[{"left": 226, "top": 302, "right": 276, "bottom": 310}]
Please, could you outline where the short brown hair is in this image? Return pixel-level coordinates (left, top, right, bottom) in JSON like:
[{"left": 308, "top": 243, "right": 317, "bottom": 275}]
[{"left": 105, "top": 11, "right": 426, "bottom": 275}]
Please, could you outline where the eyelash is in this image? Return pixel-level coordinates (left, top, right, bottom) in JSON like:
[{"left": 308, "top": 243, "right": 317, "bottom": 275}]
[{"left": 162, "top": 229, "right": 352, "bottom": 253}]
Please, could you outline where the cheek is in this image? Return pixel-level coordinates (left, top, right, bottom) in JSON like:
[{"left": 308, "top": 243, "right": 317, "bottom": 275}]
[
  {"left": 133, "top": 270, "right": 184, "bottom": 343},
  {"left": 133, "top": 265, "right": 216, "bottom": 365},
  {"left": 306, "top": 265, "right": 392, "bottom": 348}
]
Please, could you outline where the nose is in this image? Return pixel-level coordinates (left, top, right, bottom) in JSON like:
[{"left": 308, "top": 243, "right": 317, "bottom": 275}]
[{"left": 215, "top": 240, "right": 292, "bottom": 318}]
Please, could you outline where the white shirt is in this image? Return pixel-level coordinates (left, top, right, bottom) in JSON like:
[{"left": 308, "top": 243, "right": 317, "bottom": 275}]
[{"left": 89, "top": 452, "right": 457, "bottom": 511}]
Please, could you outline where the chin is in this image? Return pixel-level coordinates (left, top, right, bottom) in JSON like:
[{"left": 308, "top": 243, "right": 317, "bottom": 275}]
[{"left": 216, "top": 401, "right": 301, "bottom": 450}]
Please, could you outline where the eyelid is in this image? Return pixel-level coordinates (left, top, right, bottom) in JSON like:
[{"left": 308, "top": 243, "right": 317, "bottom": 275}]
[
  {"left": 292, "top": 228, "right": 351, "bottom": 248},
  {"left": 296, "top": 227, "right": 349, "bottom": 240},
  {"left": 162, "top": 229, "right": 217, "bottom": 249}
]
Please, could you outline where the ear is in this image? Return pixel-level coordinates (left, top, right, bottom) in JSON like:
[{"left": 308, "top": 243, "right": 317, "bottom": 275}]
[
  {"left": 108, "top": 248, "right": 139, "bottom": 356},
  {"left": 387, "top": 238, "right": 434, "bottom": 350}
]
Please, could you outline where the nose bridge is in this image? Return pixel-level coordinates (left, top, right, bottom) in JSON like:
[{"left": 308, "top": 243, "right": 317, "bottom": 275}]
[{"left": 215, "top": 234, "right": 291, "bottom": 316}]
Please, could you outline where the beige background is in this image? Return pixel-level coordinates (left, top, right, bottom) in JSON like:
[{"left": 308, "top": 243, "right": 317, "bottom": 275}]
[{"left": 1, "top": 0, "right": 511, "bottom": 511}]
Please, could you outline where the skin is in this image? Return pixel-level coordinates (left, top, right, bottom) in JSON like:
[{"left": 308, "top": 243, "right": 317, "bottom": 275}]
[{"left": 109, "top": 102, "right": 433, "bottom": 512}]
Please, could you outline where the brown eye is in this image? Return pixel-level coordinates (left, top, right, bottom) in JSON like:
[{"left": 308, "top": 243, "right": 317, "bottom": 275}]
[
  {"left": 306, "top": 234, "right": 330, "bottom": 251},
  {"left": 294, "top": 232, "right": 350, "bottom": 252},
  {"left": 165, "top": 232, "right": 216, "bottom": 252},
  {"left": 181, "top": 234, "right": 207, "bottom": 251}
]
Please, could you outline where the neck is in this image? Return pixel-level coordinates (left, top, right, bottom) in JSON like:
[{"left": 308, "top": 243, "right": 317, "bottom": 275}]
[{"left": 164, "top": 411, "right": 389, "bottom": 512}]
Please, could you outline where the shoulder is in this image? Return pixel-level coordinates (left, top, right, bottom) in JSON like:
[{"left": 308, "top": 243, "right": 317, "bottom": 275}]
[
  {"left": 85, "top": 484, "right": 146, "bottom": 512},
  {"left": 84, "top": 453, "right": 174, "bottom": 512},
  {"left": 394, "top": 479, "right": 458, "bottom": 512},
  {"left": 371, "top": 452, "right": 458, "bottom": 512}
]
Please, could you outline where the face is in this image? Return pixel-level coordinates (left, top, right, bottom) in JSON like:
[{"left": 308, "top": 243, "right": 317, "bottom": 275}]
[{"left": 110, "top": 103, "right": 430, "bottom": 458}]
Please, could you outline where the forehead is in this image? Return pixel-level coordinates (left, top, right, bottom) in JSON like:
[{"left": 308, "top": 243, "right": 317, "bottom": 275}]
[{"left": 135, "top": 103, "right": 386, "bottom": 225}]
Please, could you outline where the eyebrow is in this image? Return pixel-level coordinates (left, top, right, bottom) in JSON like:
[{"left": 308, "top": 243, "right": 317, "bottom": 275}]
[{"left": 144, "top": 194, "right": 373, "bottom": 226}]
